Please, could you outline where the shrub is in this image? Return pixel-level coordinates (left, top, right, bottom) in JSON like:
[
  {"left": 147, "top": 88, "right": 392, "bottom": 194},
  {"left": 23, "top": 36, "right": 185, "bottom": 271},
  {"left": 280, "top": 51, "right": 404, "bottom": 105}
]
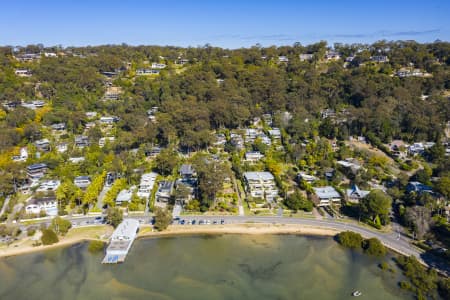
[
  {"left": 336, "top": 231, "right": 363, "bottom": 249},
  {"left": 27, "top": 228, "right": 36, "bottom": 236},
  {"left": 363, "top": 237, "right": 386, "bottom": 257},
  {"left": 41, "top": 229, "right": 59, "bottom": 245},
  {"left": 88, "top": 240, "right": 105, "bottom": 253}
]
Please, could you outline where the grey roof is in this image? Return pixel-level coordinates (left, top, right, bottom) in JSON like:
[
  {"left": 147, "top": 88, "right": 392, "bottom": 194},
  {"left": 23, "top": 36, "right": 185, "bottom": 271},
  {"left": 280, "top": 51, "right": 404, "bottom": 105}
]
[
  {"left": 116, "top": 189, "right": 133, "bottom": 203},
  {"left": 180, "top": 164, "right": 195, "bottom": 176},
  {"left": 313, "top": 186, "right": 341, "bottom": 199},
  {"left": 244, "top": 171, "right": 274, "bottom": 181},
  {"left": 346, "top": 184, "right": 370, "bottom": 198}
]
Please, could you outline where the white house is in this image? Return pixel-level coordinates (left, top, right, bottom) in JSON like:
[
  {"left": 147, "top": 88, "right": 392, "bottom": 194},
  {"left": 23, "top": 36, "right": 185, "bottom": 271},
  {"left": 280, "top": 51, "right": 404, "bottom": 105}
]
[
  {"left": 243, "top": 172, "right": 278, "bottom": 202},
  {"left": 100, "top": 116, "right": 119, "bottom": 124},
  {"left": 36, "top": 180, "right": 61, "bottom": 192},
  {"left": 245, "top": 151, "right": 264, "bottom": 162},
  {"left": 25, "top": 197, "right": 58, "bottom": 216},
  {"left": 299, "top": 54, "right": 314, "bottom": 61},
  {"left": 137, "top": 172, "right": 158, "bottom": 199},
  {"left": 151, "top": 63, "right": 167, "bottom": 69},
  {"left": 74, "top": 176, "right": 91, "bottom": 188},
  {"left": 15, "top": 69, "right": 32, "bottom": 77}
]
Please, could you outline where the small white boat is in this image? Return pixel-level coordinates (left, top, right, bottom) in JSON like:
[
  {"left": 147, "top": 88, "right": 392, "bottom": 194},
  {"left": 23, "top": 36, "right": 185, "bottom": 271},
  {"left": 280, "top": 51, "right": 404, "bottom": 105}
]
[{"left": 352, "top": 290, "right": 362, "bottom": 297}]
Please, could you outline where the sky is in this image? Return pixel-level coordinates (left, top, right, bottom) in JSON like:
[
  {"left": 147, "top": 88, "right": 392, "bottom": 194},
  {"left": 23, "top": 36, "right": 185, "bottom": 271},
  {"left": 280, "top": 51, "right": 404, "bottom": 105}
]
[{"left": 1, "top": 0, "right": 449, "bottom": 48}]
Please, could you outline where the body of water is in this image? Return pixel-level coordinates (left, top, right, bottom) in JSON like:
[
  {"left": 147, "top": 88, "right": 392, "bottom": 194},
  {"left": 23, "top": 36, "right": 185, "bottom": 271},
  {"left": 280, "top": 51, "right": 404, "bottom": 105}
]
[{"left": 0, "top": 234, "right": 412, "bottom": 300}]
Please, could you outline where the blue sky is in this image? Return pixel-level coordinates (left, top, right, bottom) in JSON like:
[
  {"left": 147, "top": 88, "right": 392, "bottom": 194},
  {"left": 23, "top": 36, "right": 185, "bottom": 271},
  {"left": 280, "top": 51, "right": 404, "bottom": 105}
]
[{"left": 1, "top": 0, "right": 449, "bottom": 48}]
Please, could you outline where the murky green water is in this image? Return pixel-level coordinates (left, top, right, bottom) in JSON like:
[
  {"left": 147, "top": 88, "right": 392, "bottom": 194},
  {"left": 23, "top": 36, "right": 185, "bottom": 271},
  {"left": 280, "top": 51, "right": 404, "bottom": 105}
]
[{"left": 0, "top": 235, "right": 412, "bottom": 300}]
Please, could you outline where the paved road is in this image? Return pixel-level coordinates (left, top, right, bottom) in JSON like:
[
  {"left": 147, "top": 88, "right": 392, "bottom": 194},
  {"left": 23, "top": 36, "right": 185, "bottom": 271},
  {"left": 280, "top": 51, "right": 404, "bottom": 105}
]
[{"left": 25, "top": 214, "right": 420, "bottom": 259}]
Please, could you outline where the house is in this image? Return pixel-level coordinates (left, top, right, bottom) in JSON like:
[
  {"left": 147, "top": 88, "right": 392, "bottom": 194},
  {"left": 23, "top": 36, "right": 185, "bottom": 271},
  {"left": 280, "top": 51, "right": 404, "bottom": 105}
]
[
  {"left": 68, "top": 157, "right": 85, "bottom": 163},
  {"left": 406, "top": 181, "right": 433, "bottom": 194},
  {"left": 262, "top": 113, "right": 273, "bottom": 126},
  {"left": 371, "top": 55, "right": 389, "bottom": 63},
  {"left": 56, "top": 143, "right": 68, "bottom": 153},
  {"left": 278, "top": 56, "right": 289, "bottom": 63},
  {"left": 408, "top": 143, "right": 425, "bottom": 155},
  {"left": 230, "top": 133, "right": 244, "bottom": 149},
  {"left": 179, "top": 164, "right": 196, "bottom": 179},
  {"left": 75, "top": 135, "right": 89, "bottom": 148},
  {"left": 12, "top": 147, "right": 28, "bottom": 162},
  {"left": 116, "top": 189, "right": 133, "bottom": 205},
  {"left": 104, "top": 86, "right": 121, "bottom": 100},
  {"left": 15, "top": 69, "right": 32, "bottom": 77},
  {"left": 175, "top": 179, "right": 196, "bottom": 205},
  {"left": 325, "top": 51, "right": 341, "bottom": 61},
  {"left": 156, "top": 181, "right": 174, "bottom": 203},
  {"left": 43, "top": 52, "right": 57, "bottom": 57},
  {"left": 85, "top": 111, "right": 98, "bottom": 119},
  {"left": 214, "top": 133, "right": 227, "bottom": 147},
  {"left": 175, "top": 58, "right": 189, "bottom": 65},
  {"left": 25, "top": 196, "right": 57, "bottom": 216},
  {"left": 243, "top": 172, "right": 279, "bottom": 203},
  {"left": 396, "top": 68, "right": 425, "bottom": 78},
  {"left": 389, "top": 140, "right": 408, "bottom": 159},
  {"left": 145, "top": 146, "right": 162, "bottom": 158},
  {"left": 321, "top": 109, "right": 336, "bottom": 119},
  {"left": 312, "top": 186, "right": 342, "bottom": 206},
  {"left": 268, "top": 128, "right": 281, "bottom": 140},
  {"left": 74, "top": 176, "right": 91, "bottom": 189},
  {"left": 51, "top": 123, "right": 66, "bottom": 131},
  {"left": 137, "top": 172, "right": 158, "bottom": 198},
  {"left": 15, "top": 53, "right": 41, "bottom": 62},
  {"left": 151, "top": 63, "right": 166, "bottom": 69},
  {"left": 100, "top": 116, "right": 119, "bottom": 124},
  {"left": 324, "top": 168, "right": 335, "bottom": 180},
  {"left": 136, "top": 68, "right": 160, "bottom": 75},
  {"left": 99, "top": 137, "right": 115, "bottom": 147},
  {"left": 297, "top": 172, "right": 318, "bottom": 183},
  {"left": 36, "top": 180, "right": 61, "bottom": 192},
  {"left": 21, "top": 100, "right": 45, "bottom": 110},
  {"left": 346, "top": 184, "right": 370, "bottom": 203},
  {"left": 245, "top": 151, "right": 264, "bottom": 162},
  {"left": 34, "top": 139, "right": 50, "bottom": 152},
  {"left": 337, "top": 158, "right": 362, "bottom": 173},
  {"left": 27, "top": 163, "right": 48, "bottom": 181},
  {"left": 299, "top": 53, "right": 314, "bottom": 61}
]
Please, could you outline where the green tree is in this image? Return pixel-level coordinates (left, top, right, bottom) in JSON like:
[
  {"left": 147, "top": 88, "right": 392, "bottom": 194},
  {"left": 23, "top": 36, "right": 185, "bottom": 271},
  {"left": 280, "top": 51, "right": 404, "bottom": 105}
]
[
  {"left": 50, "top": 216, "right": 72, "bottom": 235},
  {"left": 284, "top": 191, "right": 313, "bottom": 212},
  {"left": 336, "top": 231, "right": 363, "bottom": 249},
  {"left": 362, "top": 237, "right": 386, "bottom": 257},
  {"left": 154, "top": 207, "right": 172, "bottom": 231},
  {"left": 360, "top": 190, "right": 392, "bottom": 226},
  {"left": 41, "top": 229, "right": 59, "bottom": 245},
  {"left": 154, "top": 148, "right": 178, "bottom": 176},
  {"left": 105, "top": 207, "right": 123, "bottom": 228}
]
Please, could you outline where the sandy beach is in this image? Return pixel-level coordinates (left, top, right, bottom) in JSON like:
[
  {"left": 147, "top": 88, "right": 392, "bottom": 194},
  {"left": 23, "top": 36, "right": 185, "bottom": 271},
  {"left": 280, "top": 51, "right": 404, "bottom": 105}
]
[{"left": 0, "top": 223, "right": 339, "bottom": 258}]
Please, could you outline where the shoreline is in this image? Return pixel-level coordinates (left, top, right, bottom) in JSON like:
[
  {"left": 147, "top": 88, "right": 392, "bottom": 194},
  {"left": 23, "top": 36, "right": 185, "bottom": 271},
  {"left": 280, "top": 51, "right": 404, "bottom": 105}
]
[{"left": 0, "top": 223, "right": 339, "bottom": 258}]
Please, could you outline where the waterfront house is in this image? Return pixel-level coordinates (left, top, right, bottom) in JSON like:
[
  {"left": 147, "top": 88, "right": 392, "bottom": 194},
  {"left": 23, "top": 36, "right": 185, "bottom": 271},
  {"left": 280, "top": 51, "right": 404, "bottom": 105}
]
[
  {"left": 25, "top": 196, "right": 58, "bottom": 216},
  {"left": 312, "top": 186, "right": 342, "bottom": 206},
  {"left": 137, "top": 172, "right": 158, "bottom": 199},
  {"left": 243, "top": 172, "right": 278, "bottom": 202},
  {"left": 116, "top": 189, "right": 133, "bottom": 205},
  {"left": 156, "top": 181, "right": 174, "bottom": 203}
]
